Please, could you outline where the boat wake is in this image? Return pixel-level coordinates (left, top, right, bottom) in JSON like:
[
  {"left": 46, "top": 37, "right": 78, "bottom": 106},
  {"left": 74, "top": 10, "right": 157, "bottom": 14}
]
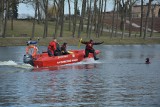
[
  {"left": 0, "top": 60, "right": 18, "bottom": 66},
  {"left": 0, "top": 60, "right": 33, "bottom": 73},
  {"left": 0, "top": 60, "right": 33, "bottom": 68},
  {"left": 69, "top": 58, "right": 102, "bottom": 66},
  {"left": 0, "top": 59, "right": 102, "bottom": 72}
]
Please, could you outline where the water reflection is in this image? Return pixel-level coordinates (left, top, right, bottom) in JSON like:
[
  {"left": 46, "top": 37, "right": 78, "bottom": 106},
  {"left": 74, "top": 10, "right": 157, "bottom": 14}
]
[
  {"left": 0, "top": 45, "right": 160, "bottom": 107},
  {"left": 33, "top": 63, "right": 98, "bottom": 72},
  {"left": 24, "top": 65, "right": 107, "bottom": 107}
]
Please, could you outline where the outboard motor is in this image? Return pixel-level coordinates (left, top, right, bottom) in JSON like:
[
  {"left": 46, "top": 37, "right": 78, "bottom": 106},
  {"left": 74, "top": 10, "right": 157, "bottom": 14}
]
[
  {"left": 23, "top": 54, "right": 34, "bottom": 66},
  {"left": 23, "top": 40, "right": 39, "bottom": 66}
]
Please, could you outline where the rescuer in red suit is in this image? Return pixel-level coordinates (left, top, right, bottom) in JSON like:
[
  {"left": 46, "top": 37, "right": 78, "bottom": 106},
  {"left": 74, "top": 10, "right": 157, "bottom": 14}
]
[
  {"left": 81, "top": 39, "right": 103, "bottom": 60},
  {"left": 47, "top": 39, "right": 57, "bottom": 56}
]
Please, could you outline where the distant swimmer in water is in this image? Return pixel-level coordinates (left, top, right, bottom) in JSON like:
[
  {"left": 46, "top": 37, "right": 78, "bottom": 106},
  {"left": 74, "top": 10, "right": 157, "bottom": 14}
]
[{"left": 145, "top": 58, "right": 150, "bottom": 64}]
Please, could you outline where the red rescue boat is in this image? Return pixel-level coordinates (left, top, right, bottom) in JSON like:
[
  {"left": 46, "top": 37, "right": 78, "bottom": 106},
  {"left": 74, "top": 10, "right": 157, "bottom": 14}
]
[
  {"left": 23, "top": 41, "right": 100, "bottom": 67},
  {"left": 23, "top": 45, "right": 100, "bottom": 68},
  {"left": 35, "top": 50, "right": 99, "bottom": 67}
]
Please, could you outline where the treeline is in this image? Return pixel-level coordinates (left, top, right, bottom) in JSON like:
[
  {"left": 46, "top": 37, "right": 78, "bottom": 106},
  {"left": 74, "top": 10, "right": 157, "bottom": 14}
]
[{"left": 0, "top": 0, "right": 159, "bottom": 39}]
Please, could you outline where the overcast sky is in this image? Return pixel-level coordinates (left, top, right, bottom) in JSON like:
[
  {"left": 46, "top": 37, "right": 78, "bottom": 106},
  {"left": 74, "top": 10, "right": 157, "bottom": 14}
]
[
  {"left": 18, "top": 1, "right": 114, "bottom": 18},
  {"left": 18, "top": 0, "right": 160, "bottom": 17}
]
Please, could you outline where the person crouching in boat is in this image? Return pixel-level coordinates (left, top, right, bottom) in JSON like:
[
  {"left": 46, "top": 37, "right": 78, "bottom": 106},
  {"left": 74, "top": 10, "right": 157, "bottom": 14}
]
[
  {"left": 61, "top": 42, "right": 69, "bottom": 55},
  {"left": 80, "top": 39, "right": 103, "bottom": 60},
  {"left": 48, "top": 39, "right": 61, "bottom": 56},
  {"left": 54, "top": 41, "right": 61, "bottom": 56}
]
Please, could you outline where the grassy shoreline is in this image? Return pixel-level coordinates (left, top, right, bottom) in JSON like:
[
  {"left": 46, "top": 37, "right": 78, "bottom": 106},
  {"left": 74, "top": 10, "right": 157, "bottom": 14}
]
[
  {"left": 1, "top": 20, "right": 160, "bottom": 46},
  {"left": 0, "top": 37, "right": 160, "bottom": 46}
]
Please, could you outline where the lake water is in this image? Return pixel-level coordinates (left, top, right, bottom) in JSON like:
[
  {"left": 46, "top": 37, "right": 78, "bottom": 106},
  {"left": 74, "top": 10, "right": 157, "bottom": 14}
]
[{"left": 0, "top": 45, "right": 160, "bottom": 107}]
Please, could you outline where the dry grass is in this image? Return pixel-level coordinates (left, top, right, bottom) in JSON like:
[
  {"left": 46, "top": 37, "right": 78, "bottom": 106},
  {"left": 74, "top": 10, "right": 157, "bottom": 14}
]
[{"left": 0, "top": 20, "right": 160, "bottom": 46}]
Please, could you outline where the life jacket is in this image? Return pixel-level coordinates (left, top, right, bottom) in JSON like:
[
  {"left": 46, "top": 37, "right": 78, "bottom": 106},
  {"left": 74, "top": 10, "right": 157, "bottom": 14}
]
[
  {"left": 86, "top": 42, "right": 93, "bottom": 50},
  {"left": 48, "top": 41, "right": 56, "bottom": 52}
]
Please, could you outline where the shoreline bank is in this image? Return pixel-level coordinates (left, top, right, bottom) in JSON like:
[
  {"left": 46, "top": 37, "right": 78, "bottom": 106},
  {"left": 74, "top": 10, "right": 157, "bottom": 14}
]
[{"left": 0, "top": 37, "right": 160, "bottom": 46}]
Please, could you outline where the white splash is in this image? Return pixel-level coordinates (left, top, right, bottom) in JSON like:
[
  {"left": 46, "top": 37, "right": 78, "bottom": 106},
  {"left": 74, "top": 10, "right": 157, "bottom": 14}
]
[
  {"left": 0, "top": 60, "right": 17, "bottom": 66},
  {"left": 15, "top": 63, "right": 33, "bottom": 69},
  {"left": 0, "top": 60, "right": 33, "bottom": 69},
  {"left": 67, "top": 58, "right": 102, "bottom": 66}
]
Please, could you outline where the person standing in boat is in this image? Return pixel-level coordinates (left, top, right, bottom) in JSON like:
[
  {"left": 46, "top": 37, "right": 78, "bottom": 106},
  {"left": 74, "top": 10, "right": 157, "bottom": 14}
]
[
  {"left": 54, "top": 41, "right": 61, "bottom": 56},
  {"left": 61, "top": 42, "right": 69, "bottom": 55},
  {"left": 47, "top": 38, "right": 56, "bottom": 56},
  {"left": 48, "top": 38, "right": 61, "bottom": 56},
  {"left": 80, "top": 39, "right": 103, "bottom": 60}
]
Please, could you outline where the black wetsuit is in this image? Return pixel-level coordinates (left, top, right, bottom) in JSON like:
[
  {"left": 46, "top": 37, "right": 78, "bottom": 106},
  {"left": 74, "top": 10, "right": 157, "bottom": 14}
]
[
  {"left": 81, "top": 40, "right": 103, "bottom": 60},
  {"left": 61, "top": 44, "right": 69, "bottom": 55},
  {"left": 54, "top": 43, "right": 61, "bottom": 56}
]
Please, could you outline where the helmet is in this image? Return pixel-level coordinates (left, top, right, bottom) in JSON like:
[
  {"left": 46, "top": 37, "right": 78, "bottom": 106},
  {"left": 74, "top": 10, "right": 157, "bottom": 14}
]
[
  {"left": 90, "top": 39, "right": 93, "bottom": 42},
  {"left": 63, "top": 42, "right": 67, "bottom": 45}
]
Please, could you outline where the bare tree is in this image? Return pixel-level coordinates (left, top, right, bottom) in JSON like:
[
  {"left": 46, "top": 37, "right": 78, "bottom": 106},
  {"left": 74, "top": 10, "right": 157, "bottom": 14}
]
[
  {"left": 144, "top": 0, "right": 153, "bottom": 39},
  {"left": 67, "top": 0, "right": 71, "bottom": 31},
  {"left": 111, "top": 0, "right": 116, "bottom": 38},
  {"left": 86, "top": 0, "right": 92, "bottom": 37},
  {"left": 96, "top": 0, "right": 102, "bottom": 37},
  {"left": 59, "top": 0, "right": 64, "bottom": 37},
  {"left": 43, "top": 0, "right": 49, "bottom": 38},
  {"left": 78, "top": 0, "right": 86, "bottom": 38},
  {"left": 93, "top": 0, "right": 98, "bottom": 32},
  {"left": 53, "top": 0, "right": 60, "bottom": 38},
  {"left": 0, "top": 0, "right": 4, "bottom": 36},
  {"left": 2, "top": 0, "right": 9, "bottom": 38},
  {"left": 140, "top": 0, "right": 144, "bottom": 37},
  {"left": 119, "top": 0, "right": 129, "bottom": 39},
  {"left": 98, "top": 0, "right": 105, "bottom": 37},
  {"left": 150, "top": 4, "right": 156, "bottom": 37},
  {"left": 89, "top": 0, "right": 98, "bottom": 38},
  {"left": 128, "top": 0, "right": 132, "bottom": 37},
  {"left": 37, "top": 0, "right": 41, "bottom": 24},
  {"left": 10, "top": 0, "right": 14, "bottom": 31},
  {"left": 25, "top": 0, "right": 49, "bottom": 38},
  {"left": 100, "top": 0, "right": 107, "bottom": 36},
  {"left": 89, "top": 0, "right": 97, "bottom": 34},
  {"left": 114, "top": 0, "right": 120, "bottom": 37},
  {"left": 72, "top": 0, "right": 78, "bottom": 37},
  {"left": 128, "top": 0, "right": 137, "bottom": 37},
  {"left": 31, "top": 0, "right": 38, "bottom": 38}
]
